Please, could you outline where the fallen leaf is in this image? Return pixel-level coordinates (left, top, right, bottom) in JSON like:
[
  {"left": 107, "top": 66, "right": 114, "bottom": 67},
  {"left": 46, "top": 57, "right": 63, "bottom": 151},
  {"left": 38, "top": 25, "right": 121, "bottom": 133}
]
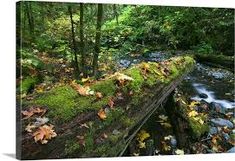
[
  {"left": 175, "top": 149, "right": 184, "bottom": 155},
  {"left": 164, "top": 135, "right": 172, "bottom": 141},
  {"left": 79, "top": 123, "right": 89, "bottom": 129},
  {"left": 114, "top": 72, "right": 134, "bottom": 85},
  {"left": 137, "top": 130, "right": 150, "bottom": 142},
  {"left": 25, "top": 124, "right": 36, "bottom": 132},
  {"left": 98, "top": 109, "right": 107, "bottom": 120},
  {"left": 188, "top": 110, "right": 198, "bottom": 117},
  {"left": 81, "top": 77, "right": 89, "bottom": 83},
  {"left": 33, "top": 124, "right": 57, "bottom": 144},
  {"left": 138, "top": 141, "right": 146, "bottom": 149},
  {"left": 160, "top": 122, "right": 172, "bottom": 128},
  {"left": 34, "top": 117, "right": 49, "bottom": 126},
  {"left": 108, "top": 98, "right": 114, "bottom": 109},
  {"left": 95, "top": 92, "right": 103, "bottom": 99},
  {"left": 21, "top": 110, "right": 34, "bottom": 120},
  {"left": 162, "top": 141, "right": 171, "bottom": 151},
  {"left": 159, "top": 115, "right": 168, "bottom": 121}
]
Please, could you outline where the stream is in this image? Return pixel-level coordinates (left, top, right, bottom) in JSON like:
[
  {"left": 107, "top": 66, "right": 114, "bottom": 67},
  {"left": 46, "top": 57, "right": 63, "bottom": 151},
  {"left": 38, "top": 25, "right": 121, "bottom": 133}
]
[{"left": 116, "top": 51, "right": 235, "bottom": 155}]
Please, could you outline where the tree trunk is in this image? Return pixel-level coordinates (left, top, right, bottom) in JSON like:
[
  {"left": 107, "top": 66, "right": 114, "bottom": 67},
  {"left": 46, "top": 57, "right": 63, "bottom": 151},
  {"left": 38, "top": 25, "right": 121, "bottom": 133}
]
[
  {"left": 68, "top": 5, "right": 79, "bottom": 76},
  {"left": 93, "top": 4, "right": 103, "bottom": 77},
  {"left": 25, "top": 2, "right": 34, "bottom": 41},
  {"left": 113, "top": 4, "right": 118, "bottom": 25},
  {"left": 80, "top": 3, "right": 86, "bottom": 77}
]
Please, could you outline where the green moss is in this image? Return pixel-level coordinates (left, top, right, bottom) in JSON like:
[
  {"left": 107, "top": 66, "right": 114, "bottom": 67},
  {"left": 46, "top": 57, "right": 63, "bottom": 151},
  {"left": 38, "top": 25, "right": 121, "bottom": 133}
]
[
  {"left": 120, "top": 116, "right": 135, "bottom": 128},
  {"left": 188, "top": 116, "right": 209, "bottom": 139},
  {"left": 20, "top": 76, "right": 39, "bottom": 94},
  {"left": 65, "top": 140, "right": 80, "bottom": 156},
  {"left": 102, "top": 108, "right": 125, "bottom": 127},
  {"left": 34, "top": 85, "right": 78, "bottom": 122},
  {"left": 84, "top": 129, "right": 95, "bottom": 152},
  {"left": 124, "top": 67, "right": 145, "bottom": 92},
  {"left": 91, "top": 79, "right": 116, "bottom": 96}
]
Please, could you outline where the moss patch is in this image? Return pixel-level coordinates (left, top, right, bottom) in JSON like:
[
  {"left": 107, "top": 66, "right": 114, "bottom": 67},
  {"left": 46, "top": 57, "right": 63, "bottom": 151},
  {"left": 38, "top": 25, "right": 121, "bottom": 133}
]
[
  {"left": 188, "top": 116, "right": 209, "bottom": 139},
  {"left": 20, "top": 76, "right": 39, "bottom": 94},
  {"left": 34, "top": 85, "right": 78, "bottom": 122}
]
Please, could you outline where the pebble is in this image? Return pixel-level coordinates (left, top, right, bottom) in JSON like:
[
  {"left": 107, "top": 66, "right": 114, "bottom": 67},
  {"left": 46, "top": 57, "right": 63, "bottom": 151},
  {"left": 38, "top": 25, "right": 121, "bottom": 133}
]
[
  {"left": 227, "top": 147, "right": 235, "bottom": 153},
  {"left": 209, "top": 126, "right": 218, "bottom": 135},
  {"left": 170, "top": 136, "right": 177, "bottom": 148},
  {"left": 211, "top": 118, "right": 233, "bottom": 128}
]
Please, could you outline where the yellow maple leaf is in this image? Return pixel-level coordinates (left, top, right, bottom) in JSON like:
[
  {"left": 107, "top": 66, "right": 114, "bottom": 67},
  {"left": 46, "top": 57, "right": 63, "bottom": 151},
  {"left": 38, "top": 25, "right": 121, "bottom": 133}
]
[
  {"left": 188, "top": 101, "right": 200, "bottom": 108},
  {"left": 188, "top": 110, "right": 198, "bottom": 117},
  {"left": 137, "top": 130, "right": 150, "bottom": 142},
  {"left": 138, "top": 141, "right": 146, "bottom": 149}
]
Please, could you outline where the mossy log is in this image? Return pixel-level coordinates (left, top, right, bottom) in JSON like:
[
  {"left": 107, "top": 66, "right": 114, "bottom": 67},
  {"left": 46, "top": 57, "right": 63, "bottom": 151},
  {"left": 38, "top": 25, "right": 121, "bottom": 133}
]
[
  {"left": 194, "top": 53, "right": 234, "bottom": 72},
  {"left": 18, "top": 56, "right": 195, "bottom": 159}
]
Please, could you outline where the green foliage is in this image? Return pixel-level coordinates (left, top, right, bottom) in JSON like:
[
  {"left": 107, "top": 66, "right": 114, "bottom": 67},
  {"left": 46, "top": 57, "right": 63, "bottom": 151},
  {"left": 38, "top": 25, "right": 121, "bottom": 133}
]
[
  {"left": 34, "top": 85, "right": 78, "bottom": 122},
  {"left": 20, "top": 48, "right": 44, "bottom": 71},
  {"left": 194, "top": 42, "right": 214, "bottom": 54}
]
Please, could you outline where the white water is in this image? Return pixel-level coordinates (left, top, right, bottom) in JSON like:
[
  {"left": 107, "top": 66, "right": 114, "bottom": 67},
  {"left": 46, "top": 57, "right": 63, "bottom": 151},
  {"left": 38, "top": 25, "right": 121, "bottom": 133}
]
[{"left": 191, "top": 83, "right": 235, "bottom": 109}]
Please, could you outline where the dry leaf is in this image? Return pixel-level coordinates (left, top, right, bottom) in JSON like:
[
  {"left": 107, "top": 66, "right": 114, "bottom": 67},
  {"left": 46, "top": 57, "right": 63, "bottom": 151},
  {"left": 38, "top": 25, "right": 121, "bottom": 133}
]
[
  {"left": 160, "top": 122, "right": 172, "bottom": 128},
  {"left": 175, "top": 149, "right": 184, "bottom": 155},
  {"left": 97, "top": 109, "right": 107, "bottom": 120},
  {"left": 108, "top": 98, "right": 114, "bottom": 109},
  {"left": 21, "top": 110, "right": 34, "bottom": 120},
  {"left": 25, "top": 124, "right": 36, "bottom": 132},
  {"left": 96, "top": 92, "right": 103, "bottom": 99},
  {"left": 115, "top": 72, "right": 134, "bottom": 81},
  {"left": 33, "top": 124, "right": 57, "bottom": 144}
]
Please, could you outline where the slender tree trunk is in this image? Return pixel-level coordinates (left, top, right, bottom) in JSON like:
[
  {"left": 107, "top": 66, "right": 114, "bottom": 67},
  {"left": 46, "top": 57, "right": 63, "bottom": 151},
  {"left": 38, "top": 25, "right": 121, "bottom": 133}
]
[
  {"left": 25, "top": 2, "right": 34, "bottom": 41},
  {"left": 68, "top": 6, "right": 79, "bottom": 76},
  {"left": 113, "top": 4, "right": 118, "bottom": 25},
  {"left": 93, "top": 4, "right": 103, "bottom": 77},
  {"left": 80, "top": 3, "right": 86, "bottom": 76}
]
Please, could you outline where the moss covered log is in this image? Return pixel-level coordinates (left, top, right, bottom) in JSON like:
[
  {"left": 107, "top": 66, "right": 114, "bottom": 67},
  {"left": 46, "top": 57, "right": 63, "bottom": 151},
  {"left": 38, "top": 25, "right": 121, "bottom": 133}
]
[
  {"left": 194, "top": 54, "right": 234, "bottom": 72},
  {"left": 20, "top": 56, "right": 195, "bottom": 159}
]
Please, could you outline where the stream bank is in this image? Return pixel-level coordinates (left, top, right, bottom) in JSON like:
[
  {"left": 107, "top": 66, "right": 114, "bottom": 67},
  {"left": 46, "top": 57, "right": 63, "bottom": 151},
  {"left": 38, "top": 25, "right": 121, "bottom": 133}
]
[{"left": 122, "top": 52, "right": 235, "bottom": 156}]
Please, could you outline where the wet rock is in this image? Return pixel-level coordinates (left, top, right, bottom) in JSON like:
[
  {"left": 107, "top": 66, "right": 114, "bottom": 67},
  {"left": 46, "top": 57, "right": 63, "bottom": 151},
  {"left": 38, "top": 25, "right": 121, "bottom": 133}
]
[
  {"left": 227, "top": 147, "right": 235, "bottom": 153},
  {"left": 199, "top": 93, "right": 208, "bottom": 99},
  {"left": 222, "top": 132, "right": 230, "bottom": 140},
  {"left": 209, "top": 126, "right": 218, "bottom": 135},
  {"left": 209, "top": 102, "right": 226, "bottom": 114},
  {"left": 198, "top": 100, "right": 209, "bottom": 112},
  {"left": 170, "top": 136, "right": 177, "bottom": 148},
  {"left": 118, "top": 59, "right": 131, "bottom": 68},
  {"left": 210, "top": 118, "right": 233, "bottom": 128}
]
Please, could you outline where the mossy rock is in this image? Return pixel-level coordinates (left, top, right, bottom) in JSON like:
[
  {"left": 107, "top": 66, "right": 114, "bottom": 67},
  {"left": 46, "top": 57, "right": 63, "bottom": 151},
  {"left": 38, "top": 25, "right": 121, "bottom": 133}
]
[{"left": 188, "top": 116, "right": 209, "bottom": 139}]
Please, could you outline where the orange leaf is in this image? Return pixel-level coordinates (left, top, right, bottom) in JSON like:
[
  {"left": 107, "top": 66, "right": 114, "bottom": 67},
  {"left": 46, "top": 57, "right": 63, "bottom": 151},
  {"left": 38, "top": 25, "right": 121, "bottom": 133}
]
[
  {"left": 96, "top": 92, "right": 103, "bottom": 99},
  {"left": 98, "top": 109, "right": 107, "bottom": 120},
  {"left": 33, "top": 125, "right": 57, "bottom": 144}
]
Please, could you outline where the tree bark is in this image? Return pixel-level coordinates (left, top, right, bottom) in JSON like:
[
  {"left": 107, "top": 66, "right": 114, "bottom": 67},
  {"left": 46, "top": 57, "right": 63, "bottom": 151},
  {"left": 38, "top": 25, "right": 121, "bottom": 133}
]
[
  {"left": 25, "top": 2, "right": 34, "bottom": 41},
  {"left": 79, "top": 3, "right": 86, "bottom": 76},
  {"left": 113, "top": 4, "right": 118, "bottom": 25},
  {"left": 93, "top": 4, "right": 103, "bottom": 77},
  {"left": 68, "top": 5, "right": 79, "bottom": 76}
]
